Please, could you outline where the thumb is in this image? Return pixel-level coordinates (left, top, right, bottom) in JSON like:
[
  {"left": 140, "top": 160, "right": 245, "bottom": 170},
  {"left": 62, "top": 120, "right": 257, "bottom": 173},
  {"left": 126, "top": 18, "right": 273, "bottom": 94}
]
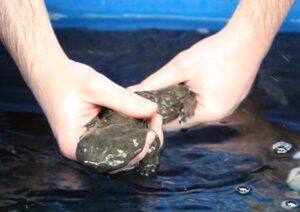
[
  {"left": 128, "top": 59, "right": 187, "bottom": 91},
  {"left": 88, "top": 74, "right": 157, "bottom": 118}
]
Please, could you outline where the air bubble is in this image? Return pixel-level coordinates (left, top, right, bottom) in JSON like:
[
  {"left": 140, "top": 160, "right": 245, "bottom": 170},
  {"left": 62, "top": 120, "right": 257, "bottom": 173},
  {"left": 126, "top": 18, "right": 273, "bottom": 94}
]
[
  {"left": 235, "top": 185, "right": 251, "bottom": 195},
  {"left": 281, "top": 199, "right": 298, "bottom": 210},
  {"left": 272, "top": 141, "right": 293, "bottom": 154}
]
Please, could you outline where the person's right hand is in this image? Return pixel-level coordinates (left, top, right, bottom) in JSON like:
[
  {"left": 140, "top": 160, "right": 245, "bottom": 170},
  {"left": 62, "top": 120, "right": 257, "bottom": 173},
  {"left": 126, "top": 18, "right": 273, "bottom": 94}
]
[{"left": 28, "top": 58, "right": 163, "bottom": 164}]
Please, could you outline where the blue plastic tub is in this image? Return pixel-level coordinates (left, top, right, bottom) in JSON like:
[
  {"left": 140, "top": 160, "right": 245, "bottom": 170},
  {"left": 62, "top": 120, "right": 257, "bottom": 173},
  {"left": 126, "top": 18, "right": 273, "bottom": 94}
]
[{"left": 46, "top": 0, "right": 300, "bottom": 31}]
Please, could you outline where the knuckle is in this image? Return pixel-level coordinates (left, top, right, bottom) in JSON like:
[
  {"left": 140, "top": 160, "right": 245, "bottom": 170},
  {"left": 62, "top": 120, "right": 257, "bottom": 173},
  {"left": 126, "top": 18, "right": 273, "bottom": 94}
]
[
  {"left": 139, "top": 81, "right": 150, "bottom": 91},
  {"left": 85, "top": 73, "right": 107, "bottom": 94},
  {"left": 118, "top": 92, "right": 133, "bottom": 109},
  {"left": 86, "top": 76, "right": 100, "bottom": 92},
  {"left": 135, "top": 96, "right": 145, "bottom": 107},
  {"left": 172, "top": 50, "right": 191, "bottom": 70}
]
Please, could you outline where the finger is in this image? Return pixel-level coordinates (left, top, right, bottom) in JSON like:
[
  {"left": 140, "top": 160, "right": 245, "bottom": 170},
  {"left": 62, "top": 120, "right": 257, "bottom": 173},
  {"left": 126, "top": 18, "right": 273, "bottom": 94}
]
[
  {"left": 149, "top": 114, "right": 164, "bottom": 149},
  {"left": 162, "top": 106, "right": 224, "bottom": 131},
  {"left": 127, "top": 84, "right": 144, "bottom": 92},
  {"left": 162, "top": 117, "right": 199, "bottom": 131},
  {"left": 130, "top": 114, "right": 163, "bottom": 163},
  {"left": 88, "top": 74, "right": 157, "bottom": 118},
  {"left": 132, "top": 61, "right": 188, "bottom": 91},
  {"left": 133, "top": 130, "right": 157, "bottom": 163}
]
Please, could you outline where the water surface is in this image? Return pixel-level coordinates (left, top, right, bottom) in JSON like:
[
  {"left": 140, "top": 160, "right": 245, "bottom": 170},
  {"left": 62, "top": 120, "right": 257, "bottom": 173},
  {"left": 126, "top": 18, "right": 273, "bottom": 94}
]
[{"left": 0, "top": 30, "right": 300, "bottom": 211}]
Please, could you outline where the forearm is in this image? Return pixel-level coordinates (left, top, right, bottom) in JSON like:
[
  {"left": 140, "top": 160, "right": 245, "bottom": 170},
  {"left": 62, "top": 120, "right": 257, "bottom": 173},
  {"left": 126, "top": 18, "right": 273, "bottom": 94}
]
[
  {"left": 224, "top": 0, "right": 294, "bottom": 61},
  {"left": 0, "top": 0, "right": 66, "bottom": 87}
]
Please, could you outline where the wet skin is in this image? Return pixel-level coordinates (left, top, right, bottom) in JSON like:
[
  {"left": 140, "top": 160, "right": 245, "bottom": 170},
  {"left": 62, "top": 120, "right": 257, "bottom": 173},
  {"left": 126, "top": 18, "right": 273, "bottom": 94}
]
[{"left": 76, "top": 84, "right": 196, "bottom": 176}]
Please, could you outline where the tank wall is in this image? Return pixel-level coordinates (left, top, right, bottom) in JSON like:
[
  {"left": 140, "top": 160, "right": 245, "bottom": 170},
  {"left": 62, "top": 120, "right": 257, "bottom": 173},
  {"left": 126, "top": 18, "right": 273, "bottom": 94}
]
[{"left": 46, "top": 0, "right": 300, "bottom": 31}]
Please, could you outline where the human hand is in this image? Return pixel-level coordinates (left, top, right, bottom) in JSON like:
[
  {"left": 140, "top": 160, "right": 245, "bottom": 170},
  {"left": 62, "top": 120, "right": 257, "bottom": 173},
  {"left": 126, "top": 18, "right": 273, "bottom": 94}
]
[
  {"left": 128, "top": 28, "right": 265, "bottom": 130},
  {"left": 128, "top": 0, "right": 295, "bottom": 131},
  {"left": 0, "top": 0, "right": 163, "bottom": 164},
  {"left": 30, "top": 58, "right": 163, "bottom": 161}
]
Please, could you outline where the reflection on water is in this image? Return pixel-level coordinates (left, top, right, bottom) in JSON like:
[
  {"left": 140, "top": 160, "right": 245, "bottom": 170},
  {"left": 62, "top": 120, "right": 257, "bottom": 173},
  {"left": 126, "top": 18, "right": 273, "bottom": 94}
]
[{"left": 0, "top": 30, "right": 300, "bottom": 211}]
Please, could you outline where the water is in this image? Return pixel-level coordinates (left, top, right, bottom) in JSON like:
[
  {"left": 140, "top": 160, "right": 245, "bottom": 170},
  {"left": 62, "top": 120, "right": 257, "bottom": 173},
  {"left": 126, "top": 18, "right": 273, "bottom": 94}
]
[{"left": 0, "top": 30, "right": 300, "bottom": 211}]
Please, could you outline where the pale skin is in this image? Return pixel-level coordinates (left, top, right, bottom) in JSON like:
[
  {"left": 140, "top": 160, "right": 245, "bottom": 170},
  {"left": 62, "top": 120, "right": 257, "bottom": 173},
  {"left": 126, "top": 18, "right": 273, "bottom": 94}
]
[
  {"left": 0, "top": 0, "right": 162, "bottom": 161},
  {"left": 0, "top": 0, "right": 294, "bottom": 163},
  {"left": 130, "top": 0, "right": 295, "bottom": 130}
]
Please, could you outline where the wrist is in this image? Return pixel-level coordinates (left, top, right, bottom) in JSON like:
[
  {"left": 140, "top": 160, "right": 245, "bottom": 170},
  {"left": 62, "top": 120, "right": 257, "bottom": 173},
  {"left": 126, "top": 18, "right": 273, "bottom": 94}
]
[
  {"left": 221, "top": 0, "right": 294, "bottom": 66},
  {"left": 20, "top": 41, "right": 68, "bottom": 80},
  {"left": 27, "top": 55, "right": 70, "bottom": 110},
  {"left": 220, "top": 19, "right": 269, "bottom": 66}
]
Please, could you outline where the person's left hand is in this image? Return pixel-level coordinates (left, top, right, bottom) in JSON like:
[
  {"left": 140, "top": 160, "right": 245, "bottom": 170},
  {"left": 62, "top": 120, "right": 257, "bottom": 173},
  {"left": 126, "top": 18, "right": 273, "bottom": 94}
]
[{"left": 128, "top": 28, "right": 264, "bottom": 130}]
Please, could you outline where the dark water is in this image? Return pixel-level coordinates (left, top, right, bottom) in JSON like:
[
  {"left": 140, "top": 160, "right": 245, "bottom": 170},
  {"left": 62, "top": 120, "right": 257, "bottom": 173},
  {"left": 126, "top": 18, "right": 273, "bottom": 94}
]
[{"left": 1, "top": 30, "right": 300, "bottom": 211}]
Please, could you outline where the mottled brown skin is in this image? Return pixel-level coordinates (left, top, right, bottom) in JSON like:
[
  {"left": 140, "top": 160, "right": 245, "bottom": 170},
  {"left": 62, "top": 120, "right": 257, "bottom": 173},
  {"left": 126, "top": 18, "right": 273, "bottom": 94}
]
[
  {"left": 136, "top": 85, "right": 196, "bottom": 124},
  {"left": 76, "top": 84, "right": 196, "bottom": 176}
]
